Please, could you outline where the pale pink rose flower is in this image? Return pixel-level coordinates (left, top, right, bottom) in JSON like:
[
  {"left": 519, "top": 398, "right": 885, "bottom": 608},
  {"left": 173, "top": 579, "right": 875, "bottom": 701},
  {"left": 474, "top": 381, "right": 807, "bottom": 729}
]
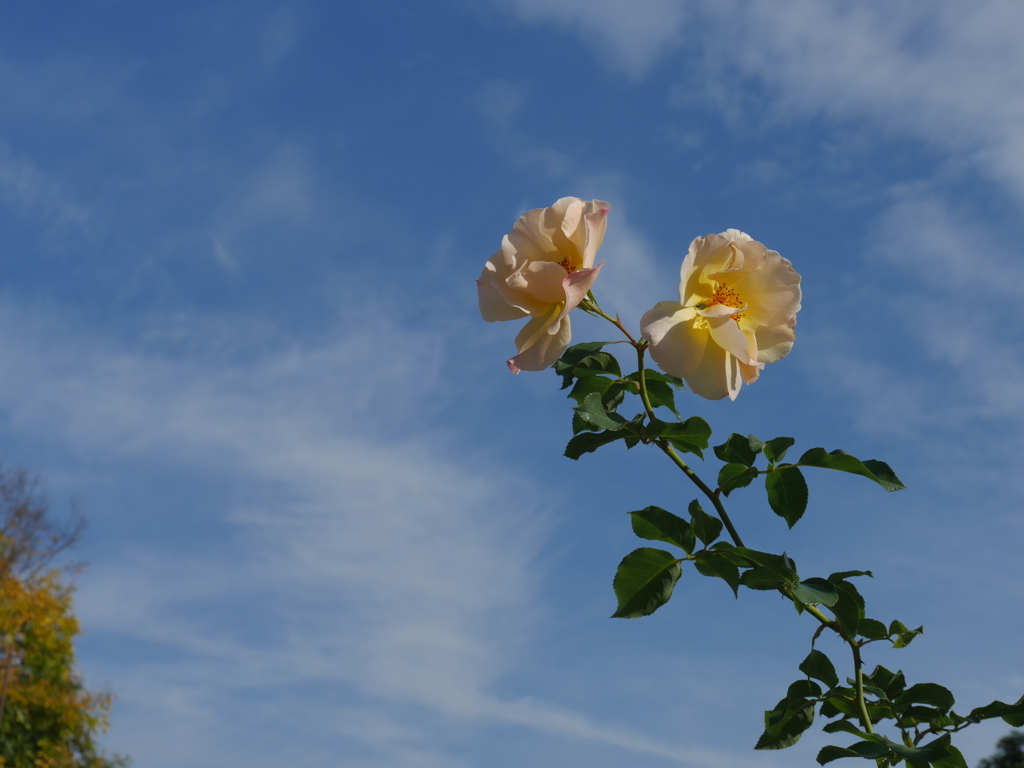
[
  {"left": 640, "top": 230, "right": 801, "bottom": 400},
  {"left": 478, "top": 197, "right": 610, "bottom": 373}
]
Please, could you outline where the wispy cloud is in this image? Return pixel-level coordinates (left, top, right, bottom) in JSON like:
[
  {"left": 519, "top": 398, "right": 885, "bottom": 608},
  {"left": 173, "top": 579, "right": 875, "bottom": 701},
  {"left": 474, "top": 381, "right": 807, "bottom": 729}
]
[
  {"left": 0, "top": 297, "right": 734, "bottom": 767},
  {"left": 0, "top": 140, "right": 90, "bottom": 231},
  {"left": 490, "top": 0, "right": 687, "bottom": 79}
]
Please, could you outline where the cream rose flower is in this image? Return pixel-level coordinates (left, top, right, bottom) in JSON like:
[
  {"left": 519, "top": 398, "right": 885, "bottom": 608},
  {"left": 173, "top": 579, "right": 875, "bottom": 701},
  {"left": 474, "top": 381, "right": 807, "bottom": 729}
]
[
  {"left": 478, "top": 197, "right": 611, "bottom": 373},
  {"left": 640, "top": 230, "right": 801, "bottom": 400}
]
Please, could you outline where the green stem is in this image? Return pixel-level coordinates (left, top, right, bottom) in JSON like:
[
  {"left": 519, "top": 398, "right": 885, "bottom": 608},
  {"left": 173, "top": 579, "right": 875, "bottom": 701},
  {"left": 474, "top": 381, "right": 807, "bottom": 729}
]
[
  {"left": 580, "top": 295, "right": 638, "bottom": 344},
  {"left": 636, "top": 345, "right": 657, "bottom": 421},
  {"left": 657, "top": 442, "right": 746, "bottom": 548},
  {"left": 852, "top": 642, "right": 875, "bottom": 735}
]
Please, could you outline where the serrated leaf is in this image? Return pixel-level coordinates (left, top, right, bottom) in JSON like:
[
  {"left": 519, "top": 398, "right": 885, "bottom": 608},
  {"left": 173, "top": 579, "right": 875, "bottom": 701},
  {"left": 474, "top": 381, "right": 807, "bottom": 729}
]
[
  {"left": 571, "top": 411, "right": 602, "bottom": 434},
  {"left": 611, "top": 548, "right": 682, "bottom": 619},
  {"left": 766, "top": 466, "right": 809, "bottom": 527},
  {"left": 627, "top": 372, "right": 682, "bottom": 417},
  {"left": 821, "top": 693, "right": 858, "bottom": 719},
  {"left": 822, "top": 720, "right": 867, "bottom": 737},
  {"left": 564, "top": 430, "right": 625, "bottom": 460},
  {"left": 718, "top": 463, "right": 758, "bottom": 496},
  {"left": 965, "top": 694, "right": 1024, "bottom": 727},
  {"left": 714, "top": 433, "right": 758, "bottom": 466},
  {"left": 867, "top": 666, "right": 906, "bottom": 699},
  {"left": 574, "top": 392, "right": 627, "bottom": 431},
  {"left": 816, "top": 741, "right": 889, "bottom": 764},
  {"left": 693, "top": 551, "right": 740, "bottom": 596},
  {"left": 894, "top": 683, "right": 955, "bottom": 712},
  {"left": 740, "top": 566, "right": 789, "bottom": 591},
  {"left": 792, "top": 577, "right": 839, "bottom": 607},
  {"left": 858, "top": 619, "right": 888, "bottom": 640},
  {"left": 554, "top": 342, "right": 614, "bottom": 388},
  {"left": 756, "top": 691, "right": 817, "bottom": 751},
  {"left": 797, "top": 448, "right": 906, "bottom": 492},
  {"left": 763, "top": 436, "right": 796, "bottom": 464},
  {"left": 829, "top": 570, "right": 873, "bottom": 582},
  {"left": 689, "top": 499, "right": 723, "bottom": 545},
  {"left": 654, "top": 416, "right": 712, "bottom": 459},
  {"left": 731, "top": 548, "right": 799, "bottom": 582},
  {"left": 629, "top": 506, "right": 695, "bottom": 554},
  {"left": 800, "top": 649, "right": 840, "bottom": 689},
  {"left": 567, "top": 374, "right": 615, "bottom": 405},
  {"left": 831, "top": 581, "right": 865, "bottom": 637},
  {"left": 645, "top": 369, "right": 686, "bottom": 389}
]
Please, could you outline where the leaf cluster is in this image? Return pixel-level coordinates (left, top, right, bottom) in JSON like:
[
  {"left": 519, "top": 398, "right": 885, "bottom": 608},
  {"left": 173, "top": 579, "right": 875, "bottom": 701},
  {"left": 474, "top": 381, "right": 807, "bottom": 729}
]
[{"left": 713, "top": 433, "right": 905, "bottom": 528}]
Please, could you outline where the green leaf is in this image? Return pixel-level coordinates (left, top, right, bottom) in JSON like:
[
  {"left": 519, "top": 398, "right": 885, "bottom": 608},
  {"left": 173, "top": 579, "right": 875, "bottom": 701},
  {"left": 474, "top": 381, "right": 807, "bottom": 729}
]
[
  {"left": 831, "top": 581, "right": 865, "bottom": 637},
  {"left": 626, "top": 371, "right": 682, "bottom": 417},
  {"left": 644, "top": 369, "right": 686, "bottom": 389},
  {"left": 567, "top": 374, "right": 615, "bottom": 405},
  {"left": 718, "top": 463, "right": 758, "bottom": 496},
  {"left": 554, "top": 342, "right": 614, "bottom": 388},
  {"left": 629, "top": 506, "right": 696, "bottom": 555},
  {"left": 740, "top": 566, "right": 790, "bottom": 591},
  {"left": 792, "top": 577, "right": 839, "bottom": 607},
  {"left": 573, "top": 392, "right": 628, "bottom": 431},
  {"left": 821, "top": 692, "right": 859, "bottom": 719},
  {"left": 857, "top": 619, "right": 888, "bottom": 640},
  {"left": 821, "top": 720, "right": 868, "bottom": 737},
  {"left": 755, "top": 682, "right": 820, "bottom": 751},
  {"left": 714, "top": 433, "right": 758, "bottom": 466},
  {"left": 652, "top": 416, "right": 712, "bottom": 459},
  {"left": 564, "top": 430, "right": 625, "bottom": 460},
  {"left": 816, "top": 742, "right": 889, "bottom": 764},
  {"left": 732, "top": 548, "right": 799, "bottom": 582},
  {"left": 611, "top": 548, "right": 682, "bottom": 619},
  {"left": 645, "top": 379, "right": 681, "bottom": 417},
  {"left": 800, "top": 649, "right": 840, "bottom": 689},
  {"left": 765, "top": 466, "right": 809, "bottom": 527},
  {"left": 867, "top": 666, "right": 906, "bottom": 699},
  {"left": 829, "top": 571, "right": 873, "bottom": 582},
  {"left": 797, "top": 448, "right": 906, "bottom": 492},
  {"left": 689, "top": 500, "right": 723, "bottom": 546},
  {"left": 693, "top": 551, "right": 740, "bottom": 597},
  {"left": 883, "top": 734, "right": 965, "bottom": 767},
  {"left": 571, "top": 411, "right": 603, "bottom": 434},
  {"left": 763, "top": 437, "right": 796, "bottom": 464},
  {"left": 894, "top": 683, "right": 955, "bottom": 712},
  {"left": 888, "top": 620, "right": 924, "bottom": 649},
  {"left": 964, "top": 694, "right": 1024, "bottom": 727}
]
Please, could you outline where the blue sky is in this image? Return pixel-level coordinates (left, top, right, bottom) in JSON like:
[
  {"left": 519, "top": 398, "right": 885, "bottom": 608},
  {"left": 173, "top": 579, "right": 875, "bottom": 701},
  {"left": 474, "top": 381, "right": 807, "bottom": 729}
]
[{"left": 2, "top": 2, "right": 1023, "bottom": 766}]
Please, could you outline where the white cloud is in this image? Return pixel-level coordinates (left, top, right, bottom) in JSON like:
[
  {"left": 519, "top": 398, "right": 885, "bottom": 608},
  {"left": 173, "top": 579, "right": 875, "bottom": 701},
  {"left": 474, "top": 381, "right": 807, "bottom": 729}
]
[
  {"left": 491, "top": 0, "right": 687, "bottom": 79},
  {"left": 0, "top": 298, "right": 736, "bottom": 767},
  {"left": 0, "top": 140, "right": 90, "bottom": 230},
  {"left": 495, "top": 0, "right": 1024, "bottom": 199}
]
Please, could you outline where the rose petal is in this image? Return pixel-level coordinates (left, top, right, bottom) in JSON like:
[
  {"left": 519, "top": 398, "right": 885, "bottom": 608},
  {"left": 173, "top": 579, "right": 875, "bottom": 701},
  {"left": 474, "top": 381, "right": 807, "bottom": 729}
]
[
  {"left": 508, "top": 307, "right": 572, "bottom": 373},
  {"left": 551, "top": 260, "right": 604, "bottom": 329},
  {"left": 581, "top": 201, "right": 611, "bottom": 269},
  {"left": 478, "top": 275, "right": 529, "bottom": 322},
  {"left": 512, "top": 261, "right": 572, "bottom": 304},
  {"left": 643, "top": 306, "right": 708, "bottom": 379},
  {"left": 683, "top": 338, "right": 733, "bottom": 400},
  {"left": 707, "top": 315, "right": 755, "bottom": 364},
  {"left": 753, "top": 321, "right": 796, "bottom": 363},
  {"left": 640, "top": 301, "right": 690, "bottom": 345},
  {"left": 730, "top": 251, "right": 801, "bottom": 327},
  {"left": 738, "top": 360, "right": 763, "bottom": 386}
]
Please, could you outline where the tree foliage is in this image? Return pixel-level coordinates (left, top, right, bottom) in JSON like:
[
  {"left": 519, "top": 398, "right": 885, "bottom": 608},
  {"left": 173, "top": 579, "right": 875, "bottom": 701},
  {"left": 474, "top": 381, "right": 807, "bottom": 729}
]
[
  {"left": 0, "top": 466, "right": 128, "bottom": 768},
  {"left": 978, "top": 731, "right": 1024, "bottom": 768}
]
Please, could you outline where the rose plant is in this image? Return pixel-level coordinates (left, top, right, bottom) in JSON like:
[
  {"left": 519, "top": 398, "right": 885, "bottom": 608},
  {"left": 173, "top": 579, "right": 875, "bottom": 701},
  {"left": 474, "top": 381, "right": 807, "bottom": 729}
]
[{"left": 477, "top": 199, "right": 1024, "bottom": 767}]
